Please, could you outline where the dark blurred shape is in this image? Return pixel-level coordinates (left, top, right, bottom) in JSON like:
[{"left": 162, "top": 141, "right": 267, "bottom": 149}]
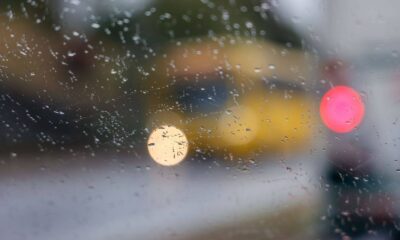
[
  {"left": 136, "top": 0, "right": 303, "bottom": 47},
  {"left": 324, "top": 143, "right": 400, "bottom": 239},
  {"left": 173, "top": 74, "right": 229, "bottom": 114},
  {"left": 0, "top": 85, "right": 92, "bottom": 149},
  {"left": 0, "top": 1, "right": 137, "bottom": 149}
]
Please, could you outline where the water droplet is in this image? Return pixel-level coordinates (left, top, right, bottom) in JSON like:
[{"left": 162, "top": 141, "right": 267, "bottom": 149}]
[
  {"left": 254, "top": 67, "right": 261, "bottom": 73},
  {"left": 67, "top": 51, "right": 76, "bottom": 57},
  {"left": 245, "top": 21, "right": 253, "bottom": 29},
  {"left": 91, "top": 23, "right": 100, "bottom": 29},
  {"left": 268, "top": 64, "right": 276, "bottom": 70}
]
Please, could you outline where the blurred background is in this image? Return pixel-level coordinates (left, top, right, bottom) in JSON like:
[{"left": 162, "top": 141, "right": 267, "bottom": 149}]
[{"left": 1, "top": 0, "right": 400, "bottom": 239}]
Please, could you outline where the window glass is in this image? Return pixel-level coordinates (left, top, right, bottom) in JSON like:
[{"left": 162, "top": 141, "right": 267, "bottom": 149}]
[{"left": 1, "top": 1, "right": 399, "bottom": 240}]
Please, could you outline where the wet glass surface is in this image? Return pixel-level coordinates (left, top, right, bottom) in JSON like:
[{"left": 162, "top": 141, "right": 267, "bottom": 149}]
[{"left": 1, "top": 1, "right": 400, "bottom": 240}]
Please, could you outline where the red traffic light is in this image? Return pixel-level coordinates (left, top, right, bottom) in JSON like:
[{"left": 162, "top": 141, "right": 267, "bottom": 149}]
[{"left": 320, "top": 86, "right": 365, "bottom": 133}]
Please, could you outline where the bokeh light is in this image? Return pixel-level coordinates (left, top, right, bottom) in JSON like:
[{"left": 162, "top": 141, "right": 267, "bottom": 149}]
[
  {"left": 320, "top": 86, "right": 365, "bottom": 133},
  {"left": 147, "top": 125, "right": 189, "bottom": 166},
  {"left": 218, "top": 106, "right": 259, "bottom": 146}
]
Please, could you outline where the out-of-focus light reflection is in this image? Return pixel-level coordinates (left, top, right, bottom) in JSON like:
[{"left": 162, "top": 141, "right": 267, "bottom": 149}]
[
  {"left": 320, "top": 86, "right": 365, "bottom": 133},
  {"left": 147, "top": 125, "right": 189, "bottom": 166},
  {"left": 218, "top": 106, "right": 258, "bottom": 146}
]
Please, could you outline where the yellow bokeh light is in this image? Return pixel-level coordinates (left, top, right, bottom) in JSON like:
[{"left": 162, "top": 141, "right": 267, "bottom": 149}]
[
  {"left": 218, "top": 106, "right": 259, "bottom": 146},
  {"left": 147, "top": 125, "right": 189, "bottom": 166}
]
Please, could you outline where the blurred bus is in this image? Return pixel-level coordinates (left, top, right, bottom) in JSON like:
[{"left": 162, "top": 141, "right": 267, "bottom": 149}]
[{"left": 144, "top": 37, "right": 317, "bottom": 156}]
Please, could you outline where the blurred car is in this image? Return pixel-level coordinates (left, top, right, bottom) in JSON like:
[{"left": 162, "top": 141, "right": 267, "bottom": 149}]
[
  {"left": 144, "top": 37, "right": 316, "bottom": 156},
  {"left": 323, "top": 143, "right": 400, "bottom": 240}
]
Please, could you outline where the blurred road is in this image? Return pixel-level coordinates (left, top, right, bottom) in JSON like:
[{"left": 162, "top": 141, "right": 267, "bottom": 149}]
[{"left": 0, "top": 153, "right": 322, "bottom": 240}]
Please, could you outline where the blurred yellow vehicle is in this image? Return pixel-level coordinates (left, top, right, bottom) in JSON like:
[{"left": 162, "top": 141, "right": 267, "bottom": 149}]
[{"left": 145, "top": 37, "right": 316, "bottom": 156}]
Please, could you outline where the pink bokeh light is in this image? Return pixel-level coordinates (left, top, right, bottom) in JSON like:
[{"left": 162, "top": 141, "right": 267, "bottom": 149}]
[{"left": 320, "top": 86, "right": 365, "bottom": 133}]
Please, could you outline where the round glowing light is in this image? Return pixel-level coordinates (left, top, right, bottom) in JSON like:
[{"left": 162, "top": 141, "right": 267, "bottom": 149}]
[
  {"left": 147, "top": 125, "right": 189, "bottom": 166},
  {"left": 218, "top": 106, "right": 259, "bottom": 146},
  {"left": 320, "top": 86, "right": 365, "bottom": 133}
]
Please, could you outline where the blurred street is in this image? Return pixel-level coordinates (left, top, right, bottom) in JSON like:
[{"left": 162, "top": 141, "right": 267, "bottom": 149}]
[{"left": 0, "top": 152, "right": 322, "bottom": 240}]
